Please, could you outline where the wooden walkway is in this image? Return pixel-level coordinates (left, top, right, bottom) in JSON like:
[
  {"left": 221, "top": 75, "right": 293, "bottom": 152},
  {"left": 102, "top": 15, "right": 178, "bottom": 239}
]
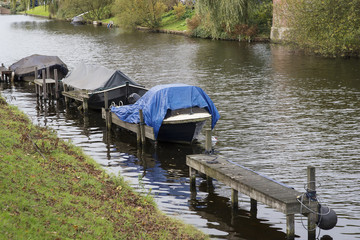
[{"left": 187, "top": 153, "right": 318, "bottom": 239}]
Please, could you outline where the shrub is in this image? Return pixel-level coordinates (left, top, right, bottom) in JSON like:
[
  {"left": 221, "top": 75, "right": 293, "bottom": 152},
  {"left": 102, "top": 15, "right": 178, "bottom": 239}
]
[{"left": 173, "top": 2, "right": 186, "bottom": 20}]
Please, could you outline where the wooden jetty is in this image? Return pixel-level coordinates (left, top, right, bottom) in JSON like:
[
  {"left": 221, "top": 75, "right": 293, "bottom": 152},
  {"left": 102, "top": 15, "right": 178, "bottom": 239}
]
[
  {"left": 0, "top": 64, "right": 14, "bottom": 83},
  {"left": 34, "top": 68, "right": 61, "bottom": 100},
  {"left": 62, "top": 87, "right": 90, "bottom": 114},
  {"left": 187, "top": 135, "right": 318, "bottom": 239},
  {"left": 102, "top": 92, "right": 155, "bottom": 145}
]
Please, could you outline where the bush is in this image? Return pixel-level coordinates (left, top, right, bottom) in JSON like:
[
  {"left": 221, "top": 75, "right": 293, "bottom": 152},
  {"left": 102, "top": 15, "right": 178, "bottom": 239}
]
[{"left": 173, "top": 2, "right": 186, "bottom": 20}]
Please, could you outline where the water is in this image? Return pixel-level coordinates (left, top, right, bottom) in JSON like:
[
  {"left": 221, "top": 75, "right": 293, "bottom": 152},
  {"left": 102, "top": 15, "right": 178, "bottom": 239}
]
[{"left": 1, "top": 15, "right": 360, "bottom": 239}]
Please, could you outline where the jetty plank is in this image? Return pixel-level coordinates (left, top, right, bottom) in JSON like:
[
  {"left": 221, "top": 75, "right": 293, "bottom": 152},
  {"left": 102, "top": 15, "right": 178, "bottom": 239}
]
[
  {"left": 101, "top": 108, "right": 156, "bottom": 141},
  {"left": 186, "top": 154, "right": 303, "bottom": 214}
]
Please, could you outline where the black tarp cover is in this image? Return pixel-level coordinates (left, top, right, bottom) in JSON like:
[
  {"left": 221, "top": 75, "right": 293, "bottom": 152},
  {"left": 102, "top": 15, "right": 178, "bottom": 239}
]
[
  {"left": 9, "top": 54, "right": 68, "bottom": 76},
  {"left": 62, "top": 63, "right": 139, "bottom": 91}
]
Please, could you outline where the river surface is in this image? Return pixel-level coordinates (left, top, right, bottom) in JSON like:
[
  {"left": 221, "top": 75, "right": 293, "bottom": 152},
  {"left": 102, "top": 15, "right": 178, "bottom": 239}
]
[{"left": 1, "top": 15, "right": 360, "bottom": 239}]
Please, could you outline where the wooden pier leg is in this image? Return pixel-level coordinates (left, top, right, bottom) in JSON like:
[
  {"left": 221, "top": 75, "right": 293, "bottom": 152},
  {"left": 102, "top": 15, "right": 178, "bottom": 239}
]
[
  {"left": 231, "top": 189, "right": 238, "bottom": 211},
  {"left": 137, "top": 124, "right": 141, "bottom": 146},
  {"left": 104, "top": 92, "right": 111, "bottom": 131},
  {"left": 286, "top": 214, "right": 295, "bottom": 240},
  {"left": 10, "top": 71, "right": 15, "bottom": 84},
  {"left": 63, "top": 83, "right": 69, "bottom": 105},
  {"left": 206, "top": 175, "right": 213, "bottom": 188},
  {"left": 83, "top": 98, "right": 88, "bottom": 115},
  {"left": 205, "top": 129, "right": 212, "bottom": 153},
  {"left": 42, "top": 70, "right": 47, "bottom": 100},
  {"left": 54, "top": 69, "right": 59, "bottom": 99},
  {"left": 139, "top": 109, "right": 146, "bottom": 145},
  {"left": 307, "top": 166, "right": 317, "bottom": 240},
  {"left": 46, "top": 67, "right": 50, "bottom": 79},
  {"left": 250, "top": 198, "right": 258, "bottom": 217},
  {"left": 189, "top": 166, "right": 197, "bottom": 193},
  {"left": 34, "top": 67, "right": 38, "bottom": 80}
]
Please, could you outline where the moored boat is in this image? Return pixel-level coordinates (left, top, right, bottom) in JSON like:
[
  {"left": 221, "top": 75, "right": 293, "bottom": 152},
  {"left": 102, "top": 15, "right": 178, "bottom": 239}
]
[
  {"left": 9, "top": 54, "right": 68, "bottom": 81},
  {"left": 62, "top": 63, "right": 147, "bottom": 110},
  {"left": 110, "top": 84, "right": 220, "bottom": 144}
]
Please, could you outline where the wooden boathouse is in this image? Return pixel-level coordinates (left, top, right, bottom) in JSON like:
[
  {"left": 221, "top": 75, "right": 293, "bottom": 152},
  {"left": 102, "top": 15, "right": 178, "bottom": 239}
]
[{"left": 187, "top": 132, "right": 318, "bottom": 239}]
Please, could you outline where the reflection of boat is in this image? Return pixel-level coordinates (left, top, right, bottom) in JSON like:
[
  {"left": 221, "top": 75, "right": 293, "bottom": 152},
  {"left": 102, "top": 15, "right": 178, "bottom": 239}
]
[
  {"left": 110, "top": 84, "right": 220, "bottom": 144},
  {"left": 9, "top": 54, "right": 68, "bottom": 81},
  {"left": 62, "top": 63, "right": 147, "bottom": 110}
]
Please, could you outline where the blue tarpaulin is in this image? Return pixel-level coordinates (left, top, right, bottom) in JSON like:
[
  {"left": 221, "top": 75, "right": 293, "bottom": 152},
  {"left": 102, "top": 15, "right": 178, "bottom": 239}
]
[{"left": 111, "top": 84, "right": 220, "bottom": 139}]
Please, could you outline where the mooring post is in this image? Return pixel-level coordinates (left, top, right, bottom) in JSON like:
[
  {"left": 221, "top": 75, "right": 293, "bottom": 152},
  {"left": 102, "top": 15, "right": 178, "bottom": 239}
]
[
  {"left": 205, "top": 129, "right": 212, "bottom": 153},
  {"left": 34, "top": 67, "right": 38, "bottom": 80},
  {"left": 189, "top": 166, "right": 197, "bottom": 193},
  {"left": 46, "top": 67, "right": 50, "bottom": 79},
  {"left": 10, "top": 71, "right": 15, "bottom": 84},
  {"left": 139, "top": 109, "right": 146, "bottom": 145},
  {"left": 63, "top": 83, "right": 69, "bottom": 105},
  {"left": 42, "top": 70, "right": 47, "bottom": 100},
  {"left": 307, "top": 166, "right": 317, "bottom": 240},
  {"left": 250, "top": 198, "right": 258, "bottom": 217},
  {"left": 54, "top": 69, "right": 59, "bottom": 99},
  {"left": 34, "top": 67, "right": 39, "bottom": 96},
  {"left": 286, "top": 214, "right": 295, "bottom": 240},
  {"left": 104, "top": 92, "right": 111, "bottom": 130},
  {"left": 231, "top": 189, "right": 239, "bottom": 211}
]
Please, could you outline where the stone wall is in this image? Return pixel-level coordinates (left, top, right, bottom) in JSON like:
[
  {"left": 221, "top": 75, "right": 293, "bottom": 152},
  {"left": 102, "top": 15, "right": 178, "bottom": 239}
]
[{"left": 270, "top": 0, "right": 290, "bottom": 42}]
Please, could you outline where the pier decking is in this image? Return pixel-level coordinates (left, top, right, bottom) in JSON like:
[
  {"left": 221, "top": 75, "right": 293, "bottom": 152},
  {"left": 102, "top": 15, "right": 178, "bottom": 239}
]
[{"left": 187, "top": 153, "right": 318, "bottom": 239}]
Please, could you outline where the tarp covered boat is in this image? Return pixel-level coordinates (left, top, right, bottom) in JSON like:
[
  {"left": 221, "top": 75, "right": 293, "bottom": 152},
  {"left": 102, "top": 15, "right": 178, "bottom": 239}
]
[
  {"left": 62, "top": 63, "right": 147, "bottom": 109},
  {"left": 111, "top": 84, "right": 220, "bottom": 143},
  {"left": 9, "top": 54, "right": 68, "bottom": 81}
]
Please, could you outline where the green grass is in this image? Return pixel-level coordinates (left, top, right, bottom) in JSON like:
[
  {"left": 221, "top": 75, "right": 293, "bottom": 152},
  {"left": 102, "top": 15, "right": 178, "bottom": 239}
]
[
  {"left": 25, "top": 6, "right": 50, "bottom": 17},
  {"left": 160, "top": 9, "right": 194, "bottom": 32},
  {"left": 0, "top": 96, "right": 208, "bottom": 240}
]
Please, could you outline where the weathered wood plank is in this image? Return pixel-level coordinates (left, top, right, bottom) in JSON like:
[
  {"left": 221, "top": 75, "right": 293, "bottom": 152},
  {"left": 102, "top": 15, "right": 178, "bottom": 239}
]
[
  {"left": 101, "top": 108, "right": 156, "bottom": 141},
  {"left": 186, "top": 154, "right": 307, "bottom": 215}
]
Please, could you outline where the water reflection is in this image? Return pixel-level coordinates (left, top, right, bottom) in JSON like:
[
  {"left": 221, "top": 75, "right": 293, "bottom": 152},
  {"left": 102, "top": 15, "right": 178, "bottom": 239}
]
[{"left": 1, "top": 15, "right": 360, "bottom": 239}]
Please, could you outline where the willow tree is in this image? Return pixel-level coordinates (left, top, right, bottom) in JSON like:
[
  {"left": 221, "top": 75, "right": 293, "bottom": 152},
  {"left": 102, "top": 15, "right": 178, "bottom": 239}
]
[{"left": 196, "top": 0, "right": 253, "bottom": 38}]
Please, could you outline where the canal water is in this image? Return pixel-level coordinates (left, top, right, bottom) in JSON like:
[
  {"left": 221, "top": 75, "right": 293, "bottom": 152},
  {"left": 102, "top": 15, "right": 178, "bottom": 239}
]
[{"left": 1, "top": 15, "right": 360, "bottom": 239}]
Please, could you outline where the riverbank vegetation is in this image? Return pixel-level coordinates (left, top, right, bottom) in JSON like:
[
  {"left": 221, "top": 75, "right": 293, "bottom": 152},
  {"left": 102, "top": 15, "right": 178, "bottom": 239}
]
[
  {"left": 12, "top": 0, "right": 272, "bottom": 41},
  {"left": 279, "top": 0, "right": 360, "bottom": 57},
  {"left": 0, "top": 96, "right": 208, "bottom": 239}
]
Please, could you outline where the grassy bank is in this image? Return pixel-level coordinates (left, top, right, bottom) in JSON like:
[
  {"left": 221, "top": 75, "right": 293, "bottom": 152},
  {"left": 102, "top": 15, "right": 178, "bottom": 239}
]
[{"left": 0, "top": 96, "right": 207, "bottom": 239}]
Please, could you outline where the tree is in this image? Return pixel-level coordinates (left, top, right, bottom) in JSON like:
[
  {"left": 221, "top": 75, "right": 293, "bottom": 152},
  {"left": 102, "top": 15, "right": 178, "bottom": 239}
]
[
  {"left": 72, "top": 0, "right": 114, "bottom": 20},
  {"left": 113, "top": 0, "right": 166, "bottom": 29},
  {"left": 285, "top": 0, "right": 360, "bottom": 57},
  {"left": 194, "top": 0, "right": 263, "bottom": 39}
]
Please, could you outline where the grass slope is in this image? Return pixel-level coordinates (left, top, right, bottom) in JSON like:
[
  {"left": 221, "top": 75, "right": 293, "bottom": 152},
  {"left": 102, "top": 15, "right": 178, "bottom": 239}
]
[{"left": 0, "top": 96, "right": 207, "bottom": 240}]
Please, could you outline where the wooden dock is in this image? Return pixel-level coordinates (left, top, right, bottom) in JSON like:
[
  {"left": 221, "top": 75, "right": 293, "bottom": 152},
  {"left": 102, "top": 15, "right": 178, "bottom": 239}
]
[
  {"left": 34, "top": 69, "right": 60, "bottom": 100},
  {"left": 0, "top": 64, "right": 14, "bottom": 83},
  {"left": 187, "top": 152, "right": 318, "bottom": 239},
  {"left": 62, "top": 84, "right": 90, "bottom": 114}
]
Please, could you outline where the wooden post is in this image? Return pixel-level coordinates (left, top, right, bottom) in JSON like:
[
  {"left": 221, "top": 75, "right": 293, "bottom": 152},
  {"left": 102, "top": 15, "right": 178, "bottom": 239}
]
[
  {"left": 139, "top": 109, "right": 145, "bottom": 145},
  {"left": 63, "top": 83, "right": 69, "bottom": 105},
  {"left": 54, "top": 69, "right": 59, "bottom": 99},
  {"left": 307, "top": 166, "right": 317, "bottom": 240},
  {"left": 83, "top": 97, "right": 88, "bottom": 115},
  {"left": 250, "top": 198, "right": 258, "bottom": 217},
  {"left": 205, "top": 129, "right": 212, "bottom": 153},
  {"left": 286, "top": 214, "right": 295, "bottom": 240},
  {"left": 10, "top": 71, "right": 15, "bottom": 84},
  {"left": 125, "top": 81, "right": 129, "bottom": 104},
  {"left": 42, "top": 70, "right": 47, "bottom": 100},
  {"left": 104, "top": 92, "right": 111, "bottom": 130},
  {"left": 34, "top": 67, "right": 38, "bottom": 80},
  {"left": 231, "top": 189, "right": 238, "bottom": 211},
  {"left": 46, "top": 67, "right": 50, "bottom": 79},
  {"left": 189, "top": 166, "right": 197, "bottom": 192}
]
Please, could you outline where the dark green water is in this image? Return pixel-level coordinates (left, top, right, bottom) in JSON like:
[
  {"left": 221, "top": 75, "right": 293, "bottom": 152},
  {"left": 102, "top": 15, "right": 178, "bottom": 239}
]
[{"left": 1, "top": 15, "right": 359, "bottom": 239}]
